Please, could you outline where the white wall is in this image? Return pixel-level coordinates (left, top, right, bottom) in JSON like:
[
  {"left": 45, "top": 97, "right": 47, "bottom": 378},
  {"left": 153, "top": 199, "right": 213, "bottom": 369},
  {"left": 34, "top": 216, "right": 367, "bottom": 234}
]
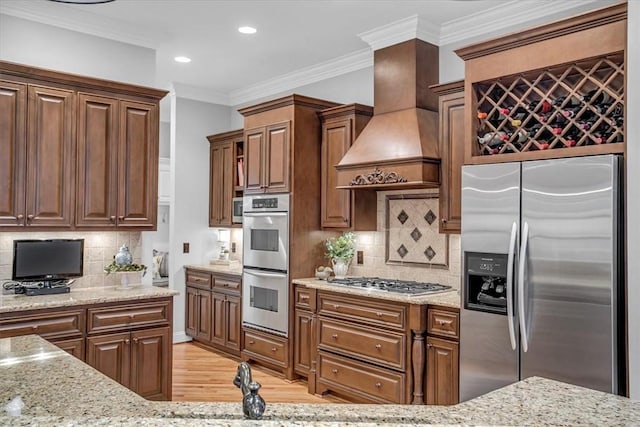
[
  {"left": 0, "top": 14, "right": 156, "bottom": 87},
  {"left": 169, "top": 96, "right": 233, "bottom": 342},
  {"left": 625, "top": 0, "right": 639, "bottom": 400}
]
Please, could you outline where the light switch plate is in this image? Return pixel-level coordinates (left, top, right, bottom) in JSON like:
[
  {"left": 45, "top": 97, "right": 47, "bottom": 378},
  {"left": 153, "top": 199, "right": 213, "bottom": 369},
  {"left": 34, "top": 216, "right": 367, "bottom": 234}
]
[
  {"left": 183, "top": 243, "right": 190, "bottom": 253},
  {"left": 356, "top": 250, "right": 364, "bottom": 265}
]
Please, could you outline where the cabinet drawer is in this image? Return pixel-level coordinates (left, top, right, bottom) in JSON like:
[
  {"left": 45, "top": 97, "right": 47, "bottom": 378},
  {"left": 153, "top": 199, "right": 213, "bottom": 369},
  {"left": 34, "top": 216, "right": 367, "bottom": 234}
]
[
  {"left": 318, "top": 351, "right": 405, "bottom": 404},
  {"left": 318, "top": 318, "right": 405, "bottom": 370},
  {"left": 318, "top": 292, "right": 406, "bottom": 330},
  {"left": 427, "top": 308, "right": 459, "bottom": 340},
  {"left": 294, "top": 286, "right": 312, "bottom": 310},
  {"left": 0, "top": 309, "right": 84, "bottom": 340},
  {"left": 243, "top": 329, "right": 288, "bottom": 367},
  {"left": 186, "top": 270, "right": 212, "bottom": 290},
  {"left": 87, "top": 300, "right": 170, "bottom": 334},
  {"left": 213, "top": 276, "right": 241, "bottom": 294}
]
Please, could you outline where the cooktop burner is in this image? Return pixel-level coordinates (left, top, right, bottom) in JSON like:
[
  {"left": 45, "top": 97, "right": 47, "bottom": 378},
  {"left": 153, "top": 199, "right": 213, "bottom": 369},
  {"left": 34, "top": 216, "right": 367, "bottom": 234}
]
[{"left": 327, "top": 277, "right": 451, "bottom": 296}]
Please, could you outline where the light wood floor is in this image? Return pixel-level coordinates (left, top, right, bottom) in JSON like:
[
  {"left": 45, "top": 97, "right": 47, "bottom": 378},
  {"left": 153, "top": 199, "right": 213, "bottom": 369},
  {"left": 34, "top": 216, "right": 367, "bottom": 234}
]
[{"left": 172, "top": 342, "right": 343, "bottom": 404}]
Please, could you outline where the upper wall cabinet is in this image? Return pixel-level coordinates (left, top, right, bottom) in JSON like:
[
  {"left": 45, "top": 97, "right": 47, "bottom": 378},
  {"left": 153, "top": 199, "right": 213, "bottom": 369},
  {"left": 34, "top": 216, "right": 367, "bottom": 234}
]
[
  {"left": 206, "top": 129, "right": 243, "bottom": 227},
  {"left": 239, "top": 95, "right": 339, "bottom": 196},
  {"left": 455, "top": 3, "right": 627, "bottom": 165},
  {"left": 0, "top": 61, "right": 167, "bottom": 231}
]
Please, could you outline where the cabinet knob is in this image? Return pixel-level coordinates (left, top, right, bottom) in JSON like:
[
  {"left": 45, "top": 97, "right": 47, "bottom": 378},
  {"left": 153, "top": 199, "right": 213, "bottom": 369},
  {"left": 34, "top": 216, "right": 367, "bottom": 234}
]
[
  {"left": 16, "top": 214, "right": 24, "bottom": 221},
  {"left": 271, "top": 347, "right": 277, "bottom": 352},
  {"left": 248, "top": 340, "right": 255, "bottom": 345},
  {"left": 375, "top": 382, "right": 382, "bottom": 388},
  {"left": 375, "top": 312, "right": 383, "bottom": 318},
  {"left": 426, "top": 343, "right": 433, "bottom": 349},
  {"left": 110, "top": 216, "right": 116, "bottom": 223},
  {"left": 133, "top": 337, "right": 139, "bottom": 344},
  {"left": 332, "top": 304, "right": 340, "bottom": 310},
  {"left": 118, "top": 216, "right": 125, "bottom": 221},
  {"left": 375, "top": 344, "right": 382, "bottom": 350},
  {"left": 27, "top": 214, "right": 34, "bottom": 221},
  {"left": 32, "top": 325, "right": 38, "bottom": 331},
  {"left": 125, "top": 338, "right": 130, "bottom": 344},
  {"left": 331, "top": 369, "right": 338, "bottom": 374},
  {"left": 331, "top": 334, "right": 338, "bottom": 340},
  {"left": 442, "top": 219, "right": 448, "bottom": 224}
]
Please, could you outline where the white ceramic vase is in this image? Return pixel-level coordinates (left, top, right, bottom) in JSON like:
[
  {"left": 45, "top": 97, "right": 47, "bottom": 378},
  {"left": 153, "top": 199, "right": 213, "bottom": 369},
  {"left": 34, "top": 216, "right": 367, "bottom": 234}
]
[
  {"left": 331, "top": 258, "right": 351, "bottom": 279},
  {"left": 119, "top": 271, "right": 140, "bottom": 289}
]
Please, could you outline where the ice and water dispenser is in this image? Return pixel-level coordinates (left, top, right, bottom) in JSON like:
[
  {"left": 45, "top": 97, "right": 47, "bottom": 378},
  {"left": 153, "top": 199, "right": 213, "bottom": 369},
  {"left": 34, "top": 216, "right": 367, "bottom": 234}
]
[{"left": 464, "top": 253, "right": 508, "bottom": 315}]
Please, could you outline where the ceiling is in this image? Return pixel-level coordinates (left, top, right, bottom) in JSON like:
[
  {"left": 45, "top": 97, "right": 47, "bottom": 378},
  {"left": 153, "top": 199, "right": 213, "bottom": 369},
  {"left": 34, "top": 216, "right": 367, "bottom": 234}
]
[{"left": 0, "top": 0, "right": 616, "bottom": 105}]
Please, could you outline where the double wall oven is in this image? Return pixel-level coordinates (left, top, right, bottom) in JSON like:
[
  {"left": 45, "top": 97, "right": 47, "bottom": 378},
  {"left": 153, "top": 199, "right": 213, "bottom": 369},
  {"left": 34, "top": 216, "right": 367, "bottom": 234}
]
[{"left": 242, "top": 194, "right": 289, "bottom": 337}]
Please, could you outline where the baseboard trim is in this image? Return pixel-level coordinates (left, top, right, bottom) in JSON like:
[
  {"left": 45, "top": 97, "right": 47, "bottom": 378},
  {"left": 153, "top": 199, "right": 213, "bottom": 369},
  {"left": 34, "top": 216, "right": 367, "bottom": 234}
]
[{"left": 173, "top": 330, "right": 192, "bottom": 344}]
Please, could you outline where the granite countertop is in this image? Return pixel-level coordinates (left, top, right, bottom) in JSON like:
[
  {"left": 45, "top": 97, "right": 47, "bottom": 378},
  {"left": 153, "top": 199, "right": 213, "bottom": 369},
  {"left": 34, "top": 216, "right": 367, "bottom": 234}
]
[
  {"left": 2, "top": 335, "right": 639, "bottom": 426},
  {"left": 0, "top": 285, "right": 178, "bottom": 313},
  {"left": 184, "top": 262, "right": 243, "bottom": 276},
  {"left": 292, "top": 278, "right": 461, "bottom": 308}
]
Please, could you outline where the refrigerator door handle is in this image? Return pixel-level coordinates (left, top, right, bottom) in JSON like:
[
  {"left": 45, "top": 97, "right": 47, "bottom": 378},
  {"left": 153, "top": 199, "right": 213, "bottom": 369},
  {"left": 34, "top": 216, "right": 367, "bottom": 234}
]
[
  {"left": 506, "top": 221, "right": 518, "bottom": 351},
  {"left": 518, "top": 221, "right": 530, "bottom": 353}
]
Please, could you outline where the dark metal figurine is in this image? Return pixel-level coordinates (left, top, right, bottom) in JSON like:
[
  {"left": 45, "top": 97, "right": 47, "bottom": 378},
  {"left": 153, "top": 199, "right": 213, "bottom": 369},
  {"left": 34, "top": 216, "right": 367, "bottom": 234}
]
[{"left": 233, "top": 362, "right": 266, "bottom": 420}]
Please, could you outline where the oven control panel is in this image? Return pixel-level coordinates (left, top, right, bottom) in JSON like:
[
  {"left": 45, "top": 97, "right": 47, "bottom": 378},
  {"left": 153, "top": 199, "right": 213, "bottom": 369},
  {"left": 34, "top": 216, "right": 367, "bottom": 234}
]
[{"left": 252, "top": 198, "right": 279, "bottom": 209}]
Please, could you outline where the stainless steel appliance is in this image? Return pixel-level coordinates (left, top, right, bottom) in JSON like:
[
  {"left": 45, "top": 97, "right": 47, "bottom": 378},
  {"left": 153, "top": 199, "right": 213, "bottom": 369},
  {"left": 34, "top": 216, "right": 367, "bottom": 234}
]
[
  {"left": 328, "top": 277, "right": 451, "bottom": 296},
  {"left": 460, "top": 154, "right": 624, "bottom": 401},
  {"left": 242, "top": 194, "right": 289, "bottom": 336},
  {"left": 232, "top": 197, "right": 243, "bottom": 224}
]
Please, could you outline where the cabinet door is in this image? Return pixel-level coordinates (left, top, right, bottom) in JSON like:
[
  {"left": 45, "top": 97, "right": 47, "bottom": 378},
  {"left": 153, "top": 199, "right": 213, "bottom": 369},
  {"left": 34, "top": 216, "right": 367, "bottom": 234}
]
[
  {"left": 225, "top": 294, "right": 241, "bottom": 351},
  {"left": 209, "top": 141, "right": 234, "bottom": 226},
  {"left": 117, "top": 100, "right": 157, "bottom": 229},
  {"left": 52, "top": 337, "right": 85, "bottom": 361},
  {"left": 130, "top": 326, "right": 171, "bottom": 400},
  {"left": 26, "top": 85, "right": 75, "bottom": 227},
  {"left": 197, "top": 290, "right": 212, "bottom": 342},
  {"left": 76, "top": 93, "right": 118, "bottom": 228},
  {"left": 321, "top": 118, "right": 352, "bottom": 228},
  {"left": 0, "top": 80, "right": 26, "bottom": 227},
  {"left": 244, "top": 127, "right": 265, "bottom": 193},
  {"left": 185, "top": 286, "right": 198, "bottom": 338},
  {"left": 426, "top": 336, "right": 459, "bottom": 405},
  {"left": 211, "top": 292, "right": 226, "bottom": 346},
  {"left": 294, "top": 309, "right": 312, "bottom": 376},
  {"left": 86, "top": 331, "right": 131, "bottom": 388},
  {"left": 439, "top": 90, "right": 464, "bottom": 234},
  {"left": 264, "top": 122, "right": 290, "bottom": 193}
]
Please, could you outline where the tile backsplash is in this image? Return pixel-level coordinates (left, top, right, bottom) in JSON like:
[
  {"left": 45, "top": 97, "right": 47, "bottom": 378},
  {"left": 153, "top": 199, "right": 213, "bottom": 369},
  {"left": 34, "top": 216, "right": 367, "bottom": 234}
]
[
  {"left": 0, "top": 231, "right": 142, "bottom": 289},
  {"left": 348, "top": 189, "right": 462, "bottom": 289}
]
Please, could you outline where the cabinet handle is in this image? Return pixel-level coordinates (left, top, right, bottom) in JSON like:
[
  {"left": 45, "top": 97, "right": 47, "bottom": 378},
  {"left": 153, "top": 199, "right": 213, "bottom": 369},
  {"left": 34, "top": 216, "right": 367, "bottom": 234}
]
[
  {"left": 32, "top": 325, "right": 38, "bottom": 331},
  {"left": 331, "top": 369, "right": 338, "bottom": 374},
  {"left": 436, "top": 319, "right": 452, "bottom": 326},
  {"left": 442, "top": 218, "right": 448, "bottom": 224},
  {"left": 118, "top": 216, "right": 125, "bottom": 221},
  {"left": 133, "top": 337, "right": 138, "bottom": 344},
  {"left": 27, "top": 214, "right": 34, "bottom": 221},
  {"left": 331, "top": 334, "right": 338, "bottom": 340},
  {"left": 300, "top": 295, "right": 309, "bottom": 301},
  {"left": 16, "top": 214, "right": 23, "bottom": 221},
  {"left": 332, "top": 304, "right": 340, "bottom": 310},
  {"left": 375, "top": 344, "right": 382, "bottom": 350},
  {"left": 125, "top": 338, "right": 130, "bottom": 344},
  {"left": 271, "top": 347, "right": 277, "bottom": 352},
  {"left": 426, "top": 343, "right": 433, "bottom": 349},
  {"left": 249, "top": 340, "right": 255, "bottom": 345},
  {"left": 375, "top": 382, "right": 382, "bottom": 388},
  {"left": 110, "top": 216, "right": 116, "bottom": 223},
  {"left": 223, "top": 283, "right": 229, "bottom": 287},
  {"left": 375, "top": 312, "right": 383, "bottom": 317}
]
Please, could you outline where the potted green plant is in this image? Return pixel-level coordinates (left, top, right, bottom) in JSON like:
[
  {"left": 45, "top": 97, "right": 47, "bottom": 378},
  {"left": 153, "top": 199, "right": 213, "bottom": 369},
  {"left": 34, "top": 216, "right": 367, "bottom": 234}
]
[{"left": 325, "top": 232, "right": 355, "bottom": 279}]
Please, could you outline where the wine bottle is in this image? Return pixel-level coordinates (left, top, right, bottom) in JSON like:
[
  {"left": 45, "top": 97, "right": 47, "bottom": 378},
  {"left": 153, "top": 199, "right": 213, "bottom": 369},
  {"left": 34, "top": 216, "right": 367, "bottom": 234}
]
[
  {"left": 478, "top": 132, "right": 507, "bottom": 154},
  {"left": 592, "top": 125, "right": 614, "bottom": 144},
  {"left": 527, "top": 100, "right": 552, "bottom": 114},
  {"left": 561, "top": 128, "right": 581, "bottom": 147},
  {"left": 605, "top": 104, "right": 624, "bottom": 127},
  {"left": 506, "top": 129, "right": 529, "bottom": 151},
  {"left": 548, "top": 115, "right": 568, "bottom": 135},
  {"left": 552, "top": 96, "right": 581, "bottom": 108},
  {"left": 594, "top": 103, "right": 612, "bottom": 115},
  {"left": 580, "top": 89, "right": 611, "bottom": 105},
  {"left": 579, "top": 119, "right": 596, "bottom": 131}
]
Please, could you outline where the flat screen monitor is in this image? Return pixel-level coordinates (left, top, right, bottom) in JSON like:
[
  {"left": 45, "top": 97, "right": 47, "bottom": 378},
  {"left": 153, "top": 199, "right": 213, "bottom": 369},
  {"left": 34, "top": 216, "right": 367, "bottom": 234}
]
[{"left": 12, "top": 239, "right": 84, "bottom": 282}]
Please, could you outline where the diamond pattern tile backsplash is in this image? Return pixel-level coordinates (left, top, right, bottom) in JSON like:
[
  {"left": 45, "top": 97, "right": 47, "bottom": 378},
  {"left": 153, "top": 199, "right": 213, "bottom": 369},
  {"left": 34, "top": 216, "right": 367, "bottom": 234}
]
[
  {"left": 387, "top": 194, "right": 448, "bottom": 267},
  {"left": 348, "top": 189, "right": 461, "bottom": 289}
]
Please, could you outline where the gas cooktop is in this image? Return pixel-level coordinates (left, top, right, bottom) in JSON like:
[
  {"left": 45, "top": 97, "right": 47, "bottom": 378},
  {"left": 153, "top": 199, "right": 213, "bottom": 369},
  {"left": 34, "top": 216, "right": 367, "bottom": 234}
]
[{"left": 327, "top": 277, "right": 451, "bottom": 296}]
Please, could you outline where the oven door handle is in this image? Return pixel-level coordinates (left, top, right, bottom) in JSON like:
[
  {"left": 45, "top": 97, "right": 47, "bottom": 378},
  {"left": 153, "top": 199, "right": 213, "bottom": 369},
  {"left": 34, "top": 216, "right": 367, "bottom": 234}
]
[
  {"left": 244, "top": 212, "right": 288, "bottom": 217},
  {"left": 244, "top": 269, "right": 288, "bottom": 278}
]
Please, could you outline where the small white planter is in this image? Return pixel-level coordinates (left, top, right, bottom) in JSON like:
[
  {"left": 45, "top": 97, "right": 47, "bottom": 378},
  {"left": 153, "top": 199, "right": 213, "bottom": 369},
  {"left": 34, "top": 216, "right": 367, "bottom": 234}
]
[
  {"left": 117, "top": 271, "right": 142, "bottom": 289},
  {"left": 331, "top": 258, "right": 351, "bottom": 279}
]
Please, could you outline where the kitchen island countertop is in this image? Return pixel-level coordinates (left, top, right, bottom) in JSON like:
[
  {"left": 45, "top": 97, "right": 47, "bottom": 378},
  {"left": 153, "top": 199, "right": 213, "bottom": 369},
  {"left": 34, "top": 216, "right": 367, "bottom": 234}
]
[
  {"left": 292, "top": 278, "right": 461, "bottom": 308},
  {"left": 0, "top": 285, "right": 178, "bottom": 313},
  {"left": 184, "top": 262, "right": 243, "bottom": 276},
  {"left": 2, "top": 335, "right": 638, "bottom": 426}
]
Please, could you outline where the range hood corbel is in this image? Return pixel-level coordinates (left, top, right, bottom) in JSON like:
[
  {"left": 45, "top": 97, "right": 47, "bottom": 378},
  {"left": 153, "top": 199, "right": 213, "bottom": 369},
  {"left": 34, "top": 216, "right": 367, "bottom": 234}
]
[{"left": 335, "top": 38, "right": 441, "bottom": 190}]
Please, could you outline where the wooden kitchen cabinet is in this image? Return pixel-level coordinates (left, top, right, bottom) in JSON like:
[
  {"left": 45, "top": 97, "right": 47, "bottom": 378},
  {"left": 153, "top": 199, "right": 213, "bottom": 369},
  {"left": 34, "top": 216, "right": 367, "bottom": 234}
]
[
  {"left": 86, "top": 326, "right": 171, "bottom": 400},
  {"left": 206, "top": 129, "right": 243, "bottom": 227},
  {"left": 431, "top": 81, "right": 464, "bottom": 234},
  {"left": 243, "top": 122, "right": 290, "bottom": 194},
  {"left": 425, "top": 305, "right": 460, "bottom": 405},
  {"left": 294, "top": 309, "right": 313, "bottom": 376},
  {"left": 319, "top": 104, "right": 376, "bottom": 230},
  {"left": 0, "top": 60, "right": 166, "bottom": 231},
  {"left": 185, "top": 268, "right": 242, "bottom": 356}
]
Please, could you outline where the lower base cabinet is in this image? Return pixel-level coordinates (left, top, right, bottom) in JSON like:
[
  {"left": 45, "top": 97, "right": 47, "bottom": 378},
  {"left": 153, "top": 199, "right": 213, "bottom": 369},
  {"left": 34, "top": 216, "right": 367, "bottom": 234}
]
[
  {"left": 426, "top": 336, "right": 459, "bottom": 405},
  {"left": 52, "top": 337, "right": 85, "bottom": 361},
  {"left": 86, "top": 326, "right": 171, "bottom": 400},
  {"left": 293, "top": 309, "right": 312, "bottom": 376}
]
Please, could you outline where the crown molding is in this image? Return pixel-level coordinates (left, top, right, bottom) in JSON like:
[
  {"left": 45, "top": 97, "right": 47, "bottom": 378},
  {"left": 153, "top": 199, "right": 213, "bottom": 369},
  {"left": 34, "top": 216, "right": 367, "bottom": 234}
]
[
  {"left": 439, "top": 0, "right": 619, "bottom": 46},
  {"left": 358, "top": 14, "right": 441, "bottom": 50},
  {"left": 171, "top": 82, "right": 231, "bottom": 106},
  {"left": 229, "top": 48, "right": 372, "bottom": 106},
  {"left": 0, "top": 1, "right": 160, "bottom": 49}
]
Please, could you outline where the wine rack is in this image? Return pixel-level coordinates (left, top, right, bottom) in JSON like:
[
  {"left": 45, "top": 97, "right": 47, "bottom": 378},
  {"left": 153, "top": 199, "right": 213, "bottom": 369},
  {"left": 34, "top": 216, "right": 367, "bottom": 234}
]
[{"left": 474, "top": 53, "right": 624, "bottom": 156}]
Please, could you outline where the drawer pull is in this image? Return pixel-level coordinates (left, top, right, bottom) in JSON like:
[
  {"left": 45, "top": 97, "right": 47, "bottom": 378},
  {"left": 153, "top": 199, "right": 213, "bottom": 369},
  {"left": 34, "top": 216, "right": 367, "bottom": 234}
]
[
  {"left": 436, "top": 319, "right": 453, "bottom": 326},
  {"left": 32, "top": 325, "right": 38, "bottom": 331},
  {"left": 223, "top": 283, "right": 229, "bottom": 287},
  {"left": 249, "top": 340, "right": 255, "bottom": 345},
  {"left": 300, "top": 295, "right": 309, "bottom": 301},
  {"left": 125, "top": 338, "right": 130, "bottom": 344},
  {"left": 426, "top": 343, "right": 433, "bottom": 349},
  {"left": 375, "top": 382, "right": 382, "bottom": 388},
  {"left": 133, "top": 337, "right": 139, "bottom": 344},
  {"left": 375, "top": 344, "right": 382, "bottom": 350},
  {"left": 331, "top": 369, "right": 338, "bottom": 374},
  {"left": 331, "top": 334, "right": 338, "bottom": 340},
  {"left": 332, "top": 304, "right": 340, "bottom": 310},
  {"left": 271, "top": 347, "right": 277, "bottom": 352},
  {"left": 376, "top": 312, "right": 383, "bottom": 318}
]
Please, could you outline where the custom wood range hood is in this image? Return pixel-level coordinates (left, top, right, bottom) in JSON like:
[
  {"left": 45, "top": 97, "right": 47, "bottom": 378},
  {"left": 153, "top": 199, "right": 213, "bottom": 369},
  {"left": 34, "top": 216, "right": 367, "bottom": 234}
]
[{"left": 335, "top": 39, "right": 441, "bottom": 190}]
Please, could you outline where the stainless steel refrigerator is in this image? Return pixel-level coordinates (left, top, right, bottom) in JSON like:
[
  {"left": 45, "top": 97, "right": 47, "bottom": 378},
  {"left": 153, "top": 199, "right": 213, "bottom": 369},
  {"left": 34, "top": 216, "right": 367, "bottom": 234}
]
[{"left": 459, "top": 154, "right": 625, "bottom": 401}]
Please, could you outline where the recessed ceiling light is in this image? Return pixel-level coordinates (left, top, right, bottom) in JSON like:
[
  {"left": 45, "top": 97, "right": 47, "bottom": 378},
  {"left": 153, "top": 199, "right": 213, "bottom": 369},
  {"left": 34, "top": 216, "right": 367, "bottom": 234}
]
[
  {"left": 174, "top": 56, "right": 191, "bottom": 63},
  {"left": 238, "top": 26, "right": 257, "bottom": 35},
  {"left": 49, "top": 0, "right": 115, "bottom": 3}
]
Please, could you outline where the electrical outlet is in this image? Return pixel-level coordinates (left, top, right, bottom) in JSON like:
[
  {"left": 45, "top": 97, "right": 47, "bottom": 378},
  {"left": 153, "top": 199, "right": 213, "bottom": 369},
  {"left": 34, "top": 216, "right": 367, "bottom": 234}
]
[
  {"left": 356, "top": 250, "right": 364, "bottom": 265},
  {"left": 183, "top": 242, "right": 190, "bottom": 253},
  {"left": 231, "top": 242, "right": 236, "bottom": 253}
]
